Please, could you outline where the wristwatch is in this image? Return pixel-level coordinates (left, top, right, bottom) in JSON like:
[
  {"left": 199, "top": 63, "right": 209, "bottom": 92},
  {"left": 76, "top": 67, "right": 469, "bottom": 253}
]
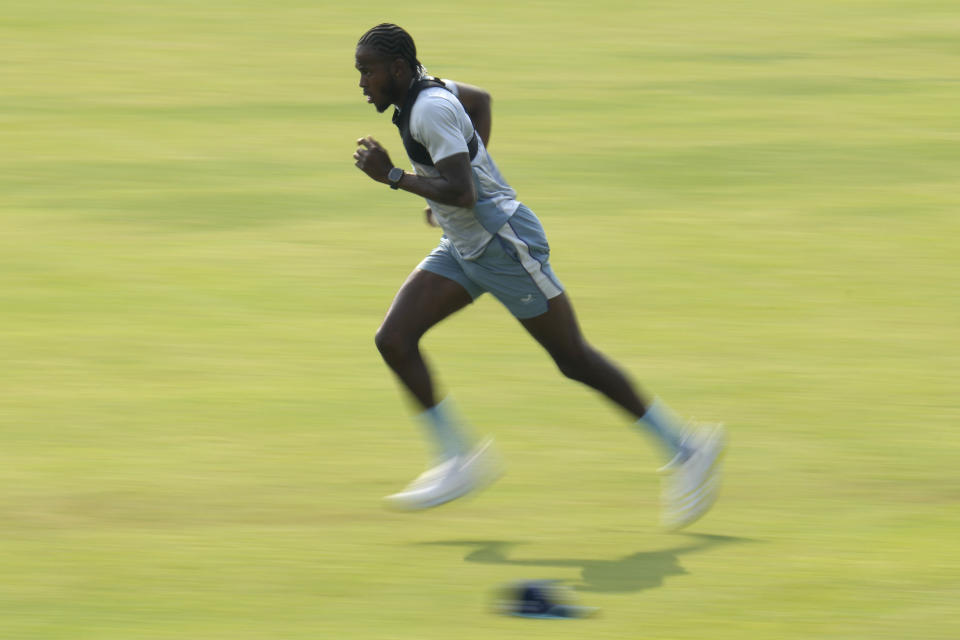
[{"left": 387, "top": 167, "right": 405, "bottom": 190}]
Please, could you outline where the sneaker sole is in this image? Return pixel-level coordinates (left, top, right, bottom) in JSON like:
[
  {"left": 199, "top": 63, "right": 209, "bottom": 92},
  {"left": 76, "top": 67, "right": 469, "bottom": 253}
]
[{"left": 383, "top": 438, "right": 503, "bottom": 511}]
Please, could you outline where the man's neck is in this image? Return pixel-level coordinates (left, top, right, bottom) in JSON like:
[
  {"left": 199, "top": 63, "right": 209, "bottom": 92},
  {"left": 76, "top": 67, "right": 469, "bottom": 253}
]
[{"left": 391, "top": 72, "right": 418, "bottom": 110}]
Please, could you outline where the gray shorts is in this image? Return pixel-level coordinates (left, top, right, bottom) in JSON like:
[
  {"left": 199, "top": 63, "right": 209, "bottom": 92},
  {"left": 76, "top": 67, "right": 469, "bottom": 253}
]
[{"left": 418, "top": 204, "right": 564, "bottom": 319}]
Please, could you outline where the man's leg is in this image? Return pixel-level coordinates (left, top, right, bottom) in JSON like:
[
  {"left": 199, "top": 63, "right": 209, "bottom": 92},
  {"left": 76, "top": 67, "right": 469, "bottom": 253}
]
[
  {"left": 518, "top": 292, "right": 647, "bottom": 417},
  {"left": 518, "top": 292, "right": 688, "bottom": 458},
  {"left": 519, "top": 292, "right": 725, "bottom": 529},
  {"left": 375, "top": 268, "right": 473, "bottom": 410},
  {"left": 376, "top": 268, "right": 502, "bottom": 510}
]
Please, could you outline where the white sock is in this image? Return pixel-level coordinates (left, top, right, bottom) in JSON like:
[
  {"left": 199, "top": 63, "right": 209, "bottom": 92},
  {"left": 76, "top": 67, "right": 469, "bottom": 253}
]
[
  {"left": 417, "top": 397, "right": 471, "bottom": 460},
  {"left": 636, "top": 398, "right": 692, "bottom": 460}
]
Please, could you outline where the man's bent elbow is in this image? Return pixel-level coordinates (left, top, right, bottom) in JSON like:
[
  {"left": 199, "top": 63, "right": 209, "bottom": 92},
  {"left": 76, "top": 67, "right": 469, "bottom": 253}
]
[{"left": 455, "top": 185, "right": 477, "bottom": 209}]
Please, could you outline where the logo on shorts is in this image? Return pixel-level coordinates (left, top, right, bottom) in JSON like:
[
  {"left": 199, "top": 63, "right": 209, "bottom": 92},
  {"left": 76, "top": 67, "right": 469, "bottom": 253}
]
[{"left": 520, "top": 294, "right": 535, "bottom": 304}]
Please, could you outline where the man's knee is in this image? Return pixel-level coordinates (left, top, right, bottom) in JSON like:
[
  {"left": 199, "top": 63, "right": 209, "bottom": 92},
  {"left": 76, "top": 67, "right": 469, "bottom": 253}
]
[
  {"left": 553, "top": 343, "right": 595, "bottom": 383},
  {"left": 375, "top": 324, "right": 415, "bottom": 363},
  {"left": 373, "top": 324, "right": 396, "bottom": 358}
]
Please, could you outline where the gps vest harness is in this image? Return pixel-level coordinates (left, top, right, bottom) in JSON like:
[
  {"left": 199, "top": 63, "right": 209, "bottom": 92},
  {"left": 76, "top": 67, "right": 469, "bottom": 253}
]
[{"left": 392, "top": 77, "right": 479, "bottom": 167}]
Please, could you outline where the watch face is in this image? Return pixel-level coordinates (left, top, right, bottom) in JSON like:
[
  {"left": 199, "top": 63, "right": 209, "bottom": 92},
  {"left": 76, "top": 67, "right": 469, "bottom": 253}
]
[{"left": 389, "top": 168, "right": 404, "bottom": 184}]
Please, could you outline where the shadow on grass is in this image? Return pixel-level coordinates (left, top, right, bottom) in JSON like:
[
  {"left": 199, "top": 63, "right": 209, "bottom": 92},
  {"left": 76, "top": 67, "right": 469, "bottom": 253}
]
[{"left": 417, "top": 534, "right": 753, "bottom": 593}]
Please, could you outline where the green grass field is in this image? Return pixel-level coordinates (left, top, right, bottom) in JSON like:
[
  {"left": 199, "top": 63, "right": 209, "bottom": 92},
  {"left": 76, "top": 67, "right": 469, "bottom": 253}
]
[{"left": 3, "top": 1, "right": 959, "bottom": 637}]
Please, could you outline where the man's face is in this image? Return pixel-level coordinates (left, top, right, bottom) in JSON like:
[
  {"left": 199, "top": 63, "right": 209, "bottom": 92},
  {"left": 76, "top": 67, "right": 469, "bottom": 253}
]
[{"left": 355, "top": 45, "right": 401, "bottom": 113}]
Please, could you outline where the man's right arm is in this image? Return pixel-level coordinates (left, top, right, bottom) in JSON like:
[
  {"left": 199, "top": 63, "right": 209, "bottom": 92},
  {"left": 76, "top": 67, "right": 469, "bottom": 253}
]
[{"left": 423, "top": 82, "right": 492, "bottom": 226}]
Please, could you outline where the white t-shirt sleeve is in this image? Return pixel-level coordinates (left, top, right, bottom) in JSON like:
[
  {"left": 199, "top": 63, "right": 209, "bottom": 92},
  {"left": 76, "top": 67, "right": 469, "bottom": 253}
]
[{"left": 409, "top": 91, "right": 469, "bottom": 164}]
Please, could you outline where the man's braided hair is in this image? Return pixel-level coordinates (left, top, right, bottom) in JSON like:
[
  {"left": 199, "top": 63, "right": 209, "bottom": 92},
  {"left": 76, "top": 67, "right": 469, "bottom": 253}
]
[{"left": 357, "top": 23, "right": 424, "bottom": 77}]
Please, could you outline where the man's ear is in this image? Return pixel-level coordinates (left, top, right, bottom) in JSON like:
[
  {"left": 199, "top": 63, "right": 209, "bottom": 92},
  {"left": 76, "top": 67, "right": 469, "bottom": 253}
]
[{"left": 390, "top": 57, "right": 407, "bottom": 80}]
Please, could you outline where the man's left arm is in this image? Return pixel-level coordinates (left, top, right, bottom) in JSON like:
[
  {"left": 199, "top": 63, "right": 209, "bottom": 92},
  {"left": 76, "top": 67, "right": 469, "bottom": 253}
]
[{"left": 450, "top": 82, "right": 492, "bottom": 147}]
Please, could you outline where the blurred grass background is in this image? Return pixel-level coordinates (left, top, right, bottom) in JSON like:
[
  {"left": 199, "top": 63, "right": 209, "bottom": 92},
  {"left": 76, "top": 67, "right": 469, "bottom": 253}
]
[{"left": 2, "top": 0, "right": 958, "bottom": 638}]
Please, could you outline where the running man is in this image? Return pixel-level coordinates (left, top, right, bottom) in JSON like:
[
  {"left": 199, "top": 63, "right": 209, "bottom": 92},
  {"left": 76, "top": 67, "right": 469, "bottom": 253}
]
[{"left": 352, "top": 23, "right": 724, "bottom": 529}]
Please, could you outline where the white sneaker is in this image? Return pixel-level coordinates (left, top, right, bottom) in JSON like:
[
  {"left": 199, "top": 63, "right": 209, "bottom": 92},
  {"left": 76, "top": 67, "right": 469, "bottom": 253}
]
[
  {"left": 383, "top": 438, "right": 502, "bottom": 511},
  {"left": 659, "top": 424, "right": 726, "bottom": 530}
]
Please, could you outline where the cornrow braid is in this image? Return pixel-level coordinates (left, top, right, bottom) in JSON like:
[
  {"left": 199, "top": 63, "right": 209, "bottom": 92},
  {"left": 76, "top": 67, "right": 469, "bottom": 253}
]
[{"left": 358, "top": 23, "right": 424, "bottom": 76}]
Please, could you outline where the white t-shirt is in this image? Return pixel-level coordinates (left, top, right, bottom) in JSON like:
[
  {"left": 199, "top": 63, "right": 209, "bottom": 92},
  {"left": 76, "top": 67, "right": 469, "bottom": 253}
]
[{"left": 407, "top": 80, "right": 521, "bottom": 259}]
